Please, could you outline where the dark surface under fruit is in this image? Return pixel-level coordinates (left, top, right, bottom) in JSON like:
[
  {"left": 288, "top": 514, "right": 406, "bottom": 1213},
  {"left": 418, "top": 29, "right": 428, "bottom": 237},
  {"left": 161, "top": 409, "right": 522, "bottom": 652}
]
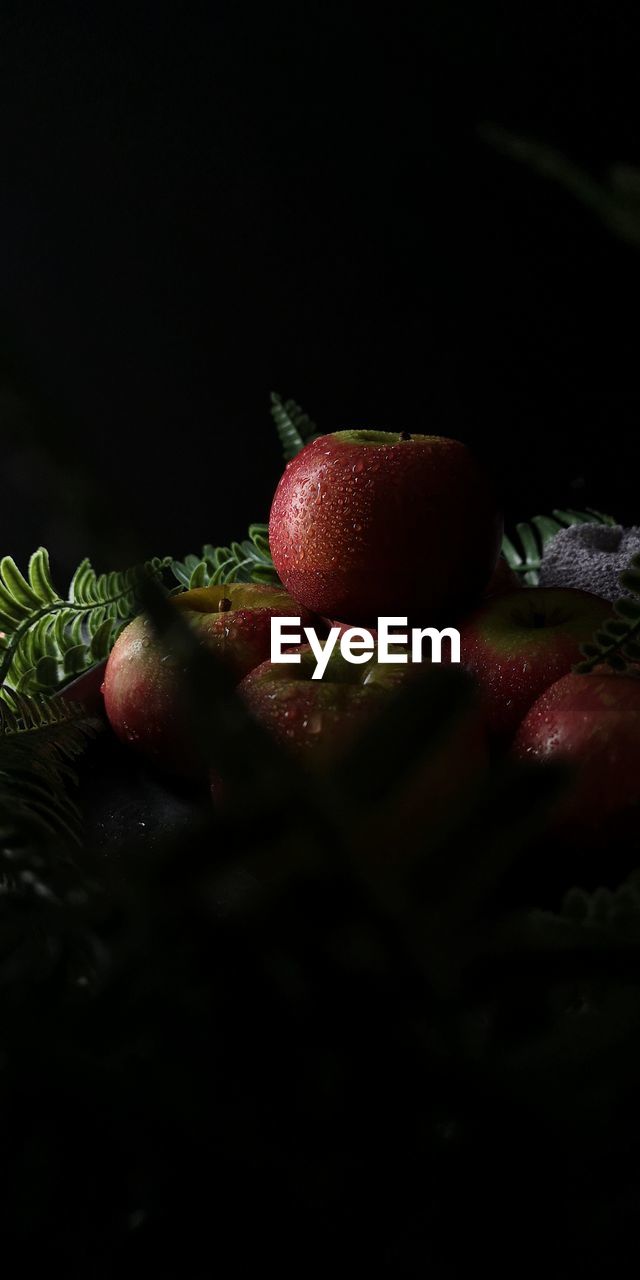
[
  {"left": 26, "top": 573, "right": 638, "bottom": 1278},
  {"left": 78, "top": 731, "right": 209, "bottom": 854},
  {"left": 4, "top": 647, "right": 640, "bottom": 1280},
  {"left": 5, "top": 582, "right": 640, "bottom": 1280}
]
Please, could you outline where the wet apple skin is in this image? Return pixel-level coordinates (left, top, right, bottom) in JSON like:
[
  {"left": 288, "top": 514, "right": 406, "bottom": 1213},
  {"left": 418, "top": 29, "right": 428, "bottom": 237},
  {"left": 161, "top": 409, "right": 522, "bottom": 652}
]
[
  {"left": 237, "top": 648, "right": 489, "bottom": 844},
  {"left": 269, "top": 432, "right": 502, "bottom": 624},
  {"left": 458, "top": 587, "right": 612, "bottom": 740},
  {"left": 103, "top": 584, "right": 314, "bottom": 776},
  {"left": 513, "top": 671, "right": 640, "bottom": 838}
]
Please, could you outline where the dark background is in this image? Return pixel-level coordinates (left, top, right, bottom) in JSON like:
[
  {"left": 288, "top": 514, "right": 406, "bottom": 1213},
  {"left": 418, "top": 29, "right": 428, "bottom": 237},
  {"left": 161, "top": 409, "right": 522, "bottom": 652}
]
[{"left": 0, "top": 2, "right": 638, "bottom": 577}]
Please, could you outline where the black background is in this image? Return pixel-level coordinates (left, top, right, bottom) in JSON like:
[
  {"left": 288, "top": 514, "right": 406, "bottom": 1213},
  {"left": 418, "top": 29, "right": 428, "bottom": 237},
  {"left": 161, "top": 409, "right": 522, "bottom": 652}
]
[{"left": 0, "top": 2, "right": 638, "bottom": 575}]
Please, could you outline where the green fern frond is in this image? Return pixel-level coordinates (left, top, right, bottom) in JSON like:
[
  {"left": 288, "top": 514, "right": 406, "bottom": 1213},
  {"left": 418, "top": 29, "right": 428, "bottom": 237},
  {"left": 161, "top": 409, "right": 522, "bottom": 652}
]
[
  {"left": 480, "top": 125, "right": 640, "bottom": 248},
  {"left": 519, "top": 871, "right": 640, "bottom": 954},
  {"left": 502, "top": 508, "right": 616, "bottom": 586},
  {"left": 270, "top": 391, "right": 320, "bottom": 460},
  {"left": 171, "top": 524, "right": 280, "bottom": 589},
  {"left": 575, "top": 551, "right": 640, "bottom": 675},
  {"left": 0, "top": 549, "right": 172, "bottom": 699},
  {"left": 0, "top": 691, "right": 101, "bottom": 848},
  {"left": 561, "top": 876, "right": 640, "bottom": 932}
]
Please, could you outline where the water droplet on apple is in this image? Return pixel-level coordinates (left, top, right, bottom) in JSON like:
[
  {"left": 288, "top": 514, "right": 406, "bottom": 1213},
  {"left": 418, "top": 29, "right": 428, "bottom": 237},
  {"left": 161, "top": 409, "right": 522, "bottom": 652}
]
[
  {"left": 308, "top": 710, "right": 323, "bottom": 734},
  {"left": 353, "top": 460, "right": 364, "bottom": 474}
]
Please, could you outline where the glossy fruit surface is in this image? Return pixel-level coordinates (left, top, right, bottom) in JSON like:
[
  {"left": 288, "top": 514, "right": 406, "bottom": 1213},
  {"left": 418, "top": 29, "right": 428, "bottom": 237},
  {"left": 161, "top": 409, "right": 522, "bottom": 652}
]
[
  {"left": 103, "top": 582, "right": 313, "bottom": 775},
  {"left": 269, "top": 431, "right": 501, "bottom": 623},
  {"left": 513, "top": 670, "right": 640, "bottom": 838},
  {"left": 237, "top": 650, "right": 488, "bottom": 840},
  {"left": 459, "top": 587, "right": 612, "bottom": 740},
  {"left": 238, "top": 644, "right": 405, "bottom": 767}
]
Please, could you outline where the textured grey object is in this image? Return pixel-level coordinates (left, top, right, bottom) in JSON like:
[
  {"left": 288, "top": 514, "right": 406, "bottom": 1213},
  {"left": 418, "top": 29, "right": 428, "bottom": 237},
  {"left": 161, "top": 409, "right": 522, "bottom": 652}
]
[{"left": 539, "top": 523, "right": 640, "bottom": 602}]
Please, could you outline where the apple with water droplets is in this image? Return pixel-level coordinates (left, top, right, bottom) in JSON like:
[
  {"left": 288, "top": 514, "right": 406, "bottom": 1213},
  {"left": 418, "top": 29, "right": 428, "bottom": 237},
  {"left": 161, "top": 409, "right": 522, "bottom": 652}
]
[
  {"left": 269, "top": 431, "right": 502, "bottom": 624},
  {"left": 458, "top": 587, "right": 612, "bottom": 740},
  {"left": 238, "top": 643, "right": 409, "bottom": 767},
  {"left": 512, "top": 670, "right": 640, "bottom": 841},
  {"left": 103, "top": 582, "right": 314, "bottom": 776},
  {"left": 237, "top": 647, "right": 488, "bottom": 833}
]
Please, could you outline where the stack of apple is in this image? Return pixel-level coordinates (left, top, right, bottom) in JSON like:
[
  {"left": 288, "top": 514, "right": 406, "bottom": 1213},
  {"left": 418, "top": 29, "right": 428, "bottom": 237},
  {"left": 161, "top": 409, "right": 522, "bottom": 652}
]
[{"left": 101, "top": 428, "right": 640, "bottom": 844}]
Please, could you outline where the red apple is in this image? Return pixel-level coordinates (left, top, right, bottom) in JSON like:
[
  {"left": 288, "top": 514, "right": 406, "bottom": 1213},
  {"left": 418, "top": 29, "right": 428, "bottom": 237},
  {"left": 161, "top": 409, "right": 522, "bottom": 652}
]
[
  {"left": 269, "top": 431, "right": 501, "bottom": 624},
  {"left": 103, "top": 582, "right": 315, "bottom": 775},
  {"left": 236, "top": 647, "right": 488, "bottom": 841},
  {"left": 238, "top": 644, "right": 407, "bottom": 767},
  {"left": 512, "top": 671, "right": 640, "bottom": 840},
  {"left": 458, "top": 587, "right": 612, "bottom": 740}
]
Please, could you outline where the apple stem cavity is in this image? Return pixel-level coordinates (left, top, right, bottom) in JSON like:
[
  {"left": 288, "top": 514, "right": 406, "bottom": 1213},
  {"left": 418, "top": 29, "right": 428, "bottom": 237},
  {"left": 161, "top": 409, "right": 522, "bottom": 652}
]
[
  {"left": 400, "top": 431, "right": 412, "bottom": 441},
  {"left": 218, "top": 597, "right": 232, "bottom": 612}
]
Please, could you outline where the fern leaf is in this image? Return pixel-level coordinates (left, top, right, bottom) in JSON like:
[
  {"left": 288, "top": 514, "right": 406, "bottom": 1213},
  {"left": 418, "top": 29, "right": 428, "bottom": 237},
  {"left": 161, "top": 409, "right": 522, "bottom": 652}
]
[
  {"left": 270, "top": 392, "right": 320, "bottom": 460},
  {"left": 576, "top": 550, "right": 640, "bottom": 675},
  {"left": 0, "top": 551, "right": 172, "bottom": 699},
  {"left": 502, "top": 508, "right": 616, "bottom": 586},
  {"left": 480, "top": 125, "right": 640, "bottom": 248},
  {"left": 523, "top": 873, "right": 640, "bottom": 953},
  {"left": 1, "top": 556, "right": 43, "bottom": 610},
  {"left": 28, "top": 547, "right": 59, "bottom": 603},
  {"left": 0, "top": 692, "right": 101, "bottom": 846},
  {"left": 171, "top": 524, "right": 280, "bottom": 590}
]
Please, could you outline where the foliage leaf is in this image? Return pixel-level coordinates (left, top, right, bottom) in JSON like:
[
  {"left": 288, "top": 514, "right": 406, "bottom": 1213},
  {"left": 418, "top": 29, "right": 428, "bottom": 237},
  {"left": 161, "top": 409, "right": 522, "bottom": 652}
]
[
  {"left": 0, "top": 691, "right": 101, "bottom": 850},
  {"left": 270, "top": 391, "right": 320, "bottom": 460},
  {"left": 480, "top": 125, "right": 640, "bottom": 247},
  {"left": 620, "top": 568, "right": 640, "bottom": 593},
  {"left": 501, "top": 508, "right": 616, "bottom": 586},
  {"left": 577, "top": 551, "right": 640, "bottom": 675},
  {"left": 171, "top": 524, "right": 280, "bottom": 589},
  {"left": 523, "top": 872, "right": 640, "bottom": 950},
  {"left": 0, "top": 550, "right": 172, "bottom": 700}
]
